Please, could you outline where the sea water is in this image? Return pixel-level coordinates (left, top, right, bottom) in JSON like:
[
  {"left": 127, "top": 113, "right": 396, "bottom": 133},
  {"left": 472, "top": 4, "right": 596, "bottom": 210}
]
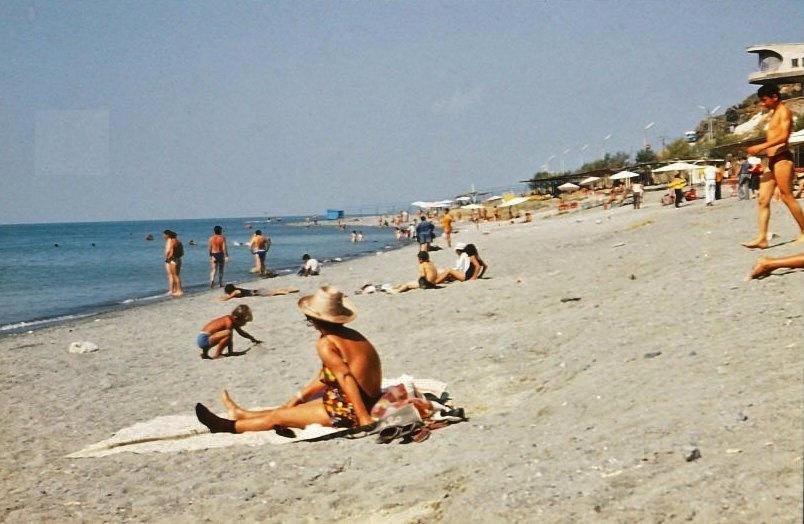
[{"left": 0, "top": 217, "right": 402, "bottom": 333}]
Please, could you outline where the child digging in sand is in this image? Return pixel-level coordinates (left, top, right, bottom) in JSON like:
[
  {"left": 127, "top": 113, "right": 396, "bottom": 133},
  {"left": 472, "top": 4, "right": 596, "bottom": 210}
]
[{"left": 197, "top": 305, "right": 262, "bottom": 359}]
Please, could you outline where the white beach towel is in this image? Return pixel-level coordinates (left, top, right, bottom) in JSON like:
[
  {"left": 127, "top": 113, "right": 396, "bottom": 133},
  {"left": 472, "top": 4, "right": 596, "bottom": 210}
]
[{"left": 67, "top": 376, "right": 448, "bottom": 458}]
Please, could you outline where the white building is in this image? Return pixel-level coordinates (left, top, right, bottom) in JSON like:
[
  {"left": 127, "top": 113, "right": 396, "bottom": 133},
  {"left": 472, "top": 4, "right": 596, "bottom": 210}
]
[{"left": 747, "top": 43, "right": 804, "bottom": 85}]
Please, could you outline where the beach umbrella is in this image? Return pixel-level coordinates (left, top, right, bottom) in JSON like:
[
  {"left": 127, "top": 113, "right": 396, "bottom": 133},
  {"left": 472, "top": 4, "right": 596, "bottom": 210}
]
[
  {"left": 484, "top": 195, "right": 503, "bottom": 203},
  {"left": 460, "top": 203, "right": 485, "bottom": 210},
  {"left": 557, "top": 182, "right": 580, "bottom": 191},
  {"left": 411, "top": 201, "right": 434, "bottom": 208},
  {"left": 497, "top": 196, "right": 531, "bottom": 207},
  {"left": 652, "top": 162, "right": 704, "bottom": 173},
  {"left": 579, "top": 176, "right": 600, "bottom": 186},
  {"left": 610, "top": 170, "right": 641, "bottom": 180}
]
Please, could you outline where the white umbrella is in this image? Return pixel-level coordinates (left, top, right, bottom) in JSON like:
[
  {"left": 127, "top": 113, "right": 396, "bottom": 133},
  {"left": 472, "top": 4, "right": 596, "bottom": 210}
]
[
  {"left": 455, "top": 196, "right": 472, "bottom": 202},
  {"left": 652, "top": 162, "right": 705, "bottom": 173},
  {"left": 411, "top": 201, "right": 436, "bottom": 208},
  {"left": 557, "top": 182, "right": 580, "bottom": 191},
  {"left": 579, "top": 176, "right": 600, "bottom": 186},
  {"left": 497, "top": 196, "right": 532, "bottom": 207},
  {"left": 484, "top": 195, "right": 503, "bottom": 203},
  {"left": 610, "top": 170, "right": 641, "bottom": 180},
  {"left": 460, "top": 203, "right": 485, "bottom": 210},
  {"left": 435, "top": 199, "right": 454, "bottom": 207}
]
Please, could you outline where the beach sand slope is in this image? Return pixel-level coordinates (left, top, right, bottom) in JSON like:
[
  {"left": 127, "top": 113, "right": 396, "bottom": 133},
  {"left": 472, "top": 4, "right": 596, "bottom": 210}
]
[{"left": 1, "top": 197, "right": 802, "bottom": 522}]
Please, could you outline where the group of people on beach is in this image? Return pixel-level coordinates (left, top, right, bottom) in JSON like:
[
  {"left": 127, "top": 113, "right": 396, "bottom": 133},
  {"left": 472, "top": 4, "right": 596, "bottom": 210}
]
[
  {"left": 161, "top": 224, "right": 328, "bottom": 296},
  {"left": 188, "top": 82, "right": 803, "bottom": 437},
  {"left": 191, "top": 209, "right": 491, "bottom": 435},
  {"left": 612, "top": 83, "right": 803, "bottom": 278}
]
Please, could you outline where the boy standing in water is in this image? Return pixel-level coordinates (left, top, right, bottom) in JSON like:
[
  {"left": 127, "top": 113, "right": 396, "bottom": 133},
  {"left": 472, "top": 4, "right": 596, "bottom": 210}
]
[
  {"left": 208, "top": 225, "right": 229, "bottom": 287},
  {"left": 743, "top": 83, "right": 804, "bottom": 248},
  {"left": 249, "top": 229, "right": 271, "bottom": 276},
  {"left": 197, "top": 305, "right": 261, "bottom": 359}
]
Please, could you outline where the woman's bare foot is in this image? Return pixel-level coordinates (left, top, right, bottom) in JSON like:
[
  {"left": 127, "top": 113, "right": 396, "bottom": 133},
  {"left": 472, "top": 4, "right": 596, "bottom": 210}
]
[
  {"left": 749, "top": 257, "right": 772, "bottom": 279},
  {"left": 221, "top": 389, "right": 245, "bottom": 419},
  {"left": 741, "top": 237, "right": 769, "bottom": 249}
]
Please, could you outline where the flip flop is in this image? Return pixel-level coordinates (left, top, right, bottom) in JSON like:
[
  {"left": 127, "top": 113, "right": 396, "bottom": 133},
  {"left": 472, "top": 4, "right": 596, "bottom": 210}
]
[
  {"left": 432, "top": 408, "right": 466, "bottom": 423},
  {"left": 377, "top": 422, "right": 422, "bottom": 444},
  {"left": 345, "top": 421, "right": 380, "bottom": 439},
  {"left": 410, "top": 427, "right": 431, "bottom": 443}
]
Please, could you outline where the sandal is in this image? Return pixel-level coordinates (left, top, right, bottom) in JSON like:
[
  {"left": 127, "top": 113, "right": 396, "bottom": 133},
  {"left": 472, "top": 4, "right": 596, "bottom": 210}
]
[
  {"left": 377, "top": 422, "right": 422, "bottom": 444},
  {"left": 345, "top": 421, "right": 380, "bottom": 439}
]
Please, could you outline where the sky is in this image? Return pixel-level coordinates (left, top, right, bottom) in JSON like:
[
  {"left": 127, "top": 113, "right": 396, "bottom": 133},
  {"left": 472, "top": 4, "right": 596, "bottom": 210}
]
[{"left": 1, "top": 1, "right": 803, "bottom": 223}]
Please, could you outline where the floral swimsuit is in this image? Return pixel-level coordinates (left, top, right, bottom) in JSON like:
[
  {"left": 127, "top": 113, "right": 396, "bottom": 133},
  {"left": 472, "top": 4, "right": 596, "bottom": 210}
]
[{"left": 319, "top": 366, "right": 379, "bottom": 428}]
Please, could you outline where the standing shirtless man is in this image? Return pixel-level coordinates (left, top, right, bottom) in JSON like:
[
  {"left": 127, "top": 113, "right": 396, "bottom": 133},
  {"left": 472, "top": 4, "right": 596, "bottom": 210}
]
[
  {"left": 249, "top": 229, "right": 271, "bottom": 276},
  {"left": 743, "top": 83, "right": 804, "bottom": 248},
  {"left": 208, "top": 225, "right": 229, "bottom": 287}
]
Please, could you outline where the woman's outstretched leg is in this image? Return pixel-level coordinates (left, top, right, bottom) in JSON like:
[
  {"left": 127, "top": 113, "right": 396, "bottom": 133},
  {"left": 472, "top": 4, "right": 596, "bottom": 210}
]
[
  {"left": 221, "top": 390, "right": 278, "bottom": 420},
  {"left": 196, "top": 398, "right": 330, "bottom": 433}
]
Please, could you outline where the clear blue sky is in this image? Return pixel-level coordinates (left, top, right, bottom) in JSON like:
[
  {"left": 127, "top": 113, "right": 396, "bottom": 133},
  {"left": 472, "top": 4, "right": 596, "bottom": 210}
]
[{"left": 1, "top": 1, "right": 802, "bottom": 223}]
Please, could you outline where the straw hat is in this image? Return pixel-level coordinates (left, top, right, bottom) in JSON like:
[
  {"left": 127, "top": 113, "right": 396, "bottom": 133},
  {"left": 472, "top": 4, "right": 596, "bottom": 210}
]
[{"left": 298, "top": 285, "right": 357, "bottom": 324}]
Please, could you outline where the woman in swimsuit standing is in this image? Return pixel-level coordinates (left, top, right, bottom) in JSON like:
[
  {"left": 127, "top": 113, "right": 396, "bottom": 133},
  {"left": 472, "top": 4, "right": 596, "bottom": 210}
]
[
  {"left": 163, "top": 229, "right": 183, "bottom": 297},
  {"left": 195, "top": 286, "right": 382, "bottom": 433}
]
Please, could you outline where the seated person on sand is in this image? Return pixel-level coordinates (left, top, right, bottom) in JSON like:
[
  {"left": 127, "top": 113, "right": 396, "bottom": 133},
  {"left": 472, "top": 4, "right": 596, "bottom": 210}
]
[
  {"left": 195, "top": 286, "right": 382, "bottom": 433},
  {"left": 298, "top": 254, "right": 320, "bottom": 276},
  {"left": 197, "top": 305, "right": 262, "bottom": 359},
  {"left": 391, "top": 251, "right": 438, "bottom": 293},
  {"left": 603, "top": 183, "right": 624, "bottom": 210},
  {"left": 219, "top": 284, "right": 299, "bottom": 301},
  {"left": 749, "top": 252, "right": 804, "bottom": 279},
  {"left": 435, "top": 243, "right": 486, "bottom": 283}
]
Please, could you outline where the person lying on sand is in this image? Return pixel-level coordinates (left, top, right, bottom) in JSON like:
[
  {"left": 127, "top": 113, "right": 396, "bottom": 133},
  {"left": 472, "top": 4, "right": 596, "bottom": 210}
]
[
  {"left": 435, "top": 243, "right": 487, "bottom": 284},
  {"left": 219, "top": 284, "right": 299, "bottom": 301},
  {"left": 749, "top": 252, "right": 804, "bottom": 279},
  {"left": 195, "top": 286, "right": 382, "bottom": 433},
  {"left": 197, "top": 305, "right": 262, "bottom": 359},
  {"left": 391, "top": 251, "right": 438, "bottom": 293}
]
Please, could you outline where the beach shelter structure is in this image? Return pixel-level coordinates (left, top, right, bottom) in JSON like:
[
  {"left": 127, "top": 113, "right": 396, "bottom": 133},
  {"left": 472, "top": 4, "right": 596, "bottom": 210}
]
[
  {"left": 410, "top": 201, "right": 434, "bottom": 208},
  {"left": 579, "top": 176, "right": 600, "bottom": 186},
  {"left": 557, "top": 182, "right": 580, "bottom": 192},
  {"left": 460, "top": 203, "right": 485, "bottom": 210},
  {"left": 484, "top": 195, "right": 503, "bottom": 203},
  {"left": 652, "top": 162, "right": 707, "bottom": 185}
]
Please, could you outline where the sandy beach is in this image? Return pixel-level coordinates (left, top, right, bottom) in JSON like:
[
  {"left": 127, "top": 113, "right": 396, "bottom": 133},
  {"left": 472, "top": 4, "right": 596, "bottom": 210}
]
[{"left": 1, "top": 196, "right": 802, "bottom": 523}]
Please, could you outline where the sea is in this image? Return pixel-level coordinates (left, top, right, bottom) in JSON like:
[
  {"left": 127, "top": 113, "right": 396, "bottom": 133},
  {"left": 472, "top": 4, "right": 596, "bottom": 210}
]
[{"left": 0, "top": 216, "right": 403, "bottom": 334}]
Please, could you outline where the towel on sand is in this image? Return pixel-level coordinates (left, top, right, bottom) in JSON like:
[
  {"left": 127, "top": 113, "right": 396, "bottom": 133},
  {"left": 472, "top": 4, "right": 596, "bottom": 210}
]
[{"left": 67, "top": 376, "right": 447, "bottom": 458}]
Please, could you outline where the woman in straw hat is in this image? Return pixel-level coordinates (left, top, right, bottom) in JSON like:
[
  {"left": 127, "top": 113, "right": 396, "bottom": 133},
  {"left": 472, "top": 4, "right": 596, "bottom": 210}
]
[{"left": 195, "top": 286, "right": 382, "bottom": 433}]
